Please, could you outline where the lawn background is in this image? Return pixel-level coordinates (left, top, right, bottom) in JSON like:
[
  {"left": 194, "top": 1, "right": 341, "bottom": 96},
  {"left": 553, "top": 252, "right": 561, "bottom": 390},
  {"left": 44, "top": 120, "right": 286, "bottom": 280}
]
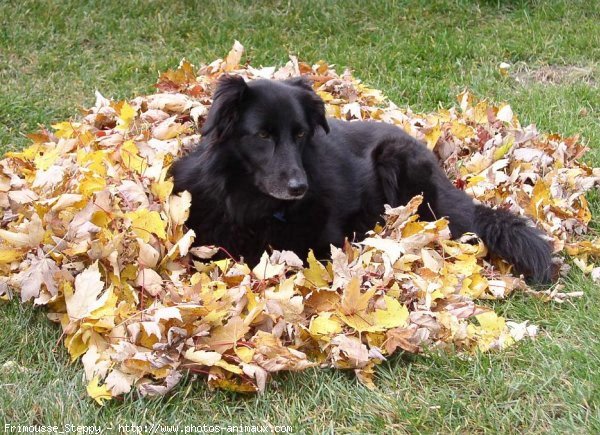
[{"left": 0, "top": 0, "right": 599, "bottom": 432}]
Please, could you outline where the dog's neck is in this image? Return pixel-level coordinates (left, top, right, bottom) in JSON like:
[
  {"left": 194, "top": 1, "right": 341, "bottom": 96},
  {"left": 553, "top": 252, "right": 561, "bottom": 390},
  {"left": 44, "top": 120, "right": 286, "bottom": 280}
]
[{"left": 223, "top": 184, "right": 292, "bottom": 226}]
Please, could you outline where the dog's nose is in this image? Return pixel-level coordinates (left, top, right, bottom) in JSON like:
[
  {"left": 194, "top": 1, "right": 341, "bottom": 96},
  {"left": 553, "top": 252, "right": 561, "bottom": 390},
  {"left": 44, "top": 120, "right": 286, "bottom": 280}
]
[{"left": 287, "top": 179, "right": 308, "bottom": 197}]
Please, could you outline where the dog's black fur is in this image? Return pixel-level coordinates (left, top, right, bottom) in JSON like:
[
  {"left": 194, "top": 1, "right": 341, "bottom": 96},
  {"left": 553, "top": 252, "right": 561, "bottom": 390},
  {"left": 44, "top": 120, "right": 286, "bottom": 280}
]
[{"left": 172, "top": 76, "right": 553, "bottom": 283}]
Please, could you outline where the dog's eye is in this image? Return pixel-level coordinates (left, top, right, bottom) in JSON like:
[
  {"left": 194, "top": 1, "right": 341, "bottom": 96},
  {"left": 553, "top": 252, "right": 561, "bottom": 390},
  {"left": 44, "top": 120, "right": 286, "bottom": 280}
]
[
  {"left": 257, "top": 131, "right": 270, "bottom": 139},
  {"left": 296, "top": 131, "right": 305, "bottom": 138}
]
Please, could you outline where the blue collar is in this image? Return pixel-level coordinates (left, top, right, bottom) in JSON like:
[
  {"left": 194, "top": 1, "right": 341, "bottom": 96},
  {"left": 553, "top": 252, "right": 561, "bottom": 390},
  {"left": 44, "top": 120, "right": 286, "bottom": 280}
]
[{"left": 272, "top": 209, "right": 287, "bottom": 222}]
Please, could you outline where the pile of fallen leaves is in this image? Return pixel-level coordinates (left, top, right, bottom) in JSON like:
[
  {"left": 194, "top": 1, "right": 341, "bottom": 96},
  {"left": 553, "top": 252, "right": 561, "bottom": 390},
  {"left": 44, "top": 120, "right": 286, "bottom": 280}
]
[{"left": 1, "top": 42, "right": 598, "bottom": 403}]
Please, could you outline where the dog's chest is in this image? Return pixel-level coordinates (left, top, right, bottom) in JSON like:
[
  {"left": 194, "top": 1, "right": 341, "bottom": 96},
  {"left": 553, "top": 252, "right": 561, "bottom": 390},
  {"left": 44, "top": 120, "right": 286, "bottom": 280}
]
[{"left": 263, "top": 206, "right": 325, "bottom": 244}]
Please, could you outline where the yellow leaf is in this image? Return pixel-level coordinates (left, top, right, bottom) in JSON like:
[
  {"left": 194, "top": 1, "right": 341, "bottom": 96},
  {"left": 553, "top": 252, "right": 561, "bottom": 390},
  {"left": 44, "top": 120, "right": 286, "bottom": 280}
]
[
  {"left": 528, "top": 179, "right": 552, "bottom": 219},
  {"left": 87, "top": 376, "right": 112, "bottom": 405},
  {"left": 356, "top": 364, "right": 377, "bottom": 390},
  {"left": 214, "top": 259, "right": 231, "bottom": 273},
  {"left": 208, "top": 376, "right": 257, "bottom": 393},
  {"left": 78, "top": 174, "right": 106, "bottom": 196},
  {"left": 466, "top": 174, "right": 485, "bottom": 188},
  {"left": 472, "top": 101, "right": 489, "bottom": 123},
  {"left": 65, "top": 329, "right": 89, "bottom": 360},
  {"left": 120, "top": 140, "right": 147, "bottom": 174},
  {"left": 317, "top": 91, "right": 334, "bottom": 102},
  {"left": 374, "top": 296, "right": 409, "bottom": 329},
  {"left": 337, "top": 312, "right": 379, "bottom": 332},
  {"left": 340, "top": 277, "right": 376, "bottom": 315},
  {"left": 325, "top": 104, "right": 342, "bottom": 118},
  {"left": 5, "top": 143, "right": 41, "bottom": 161},
  {"left": 199, "top": 316, "right": 249, "bottom": 354},
  {"left": 235, "top": 347, "right": 255, "bottom": 364},
  {"left": 116, "top": 102, "right": 136, "bottom": 131},
  {"left": 34, "top": 147, "right": 61, "bottom": 171},
  {"left": 493, "top": 136, "right": 514, "bottom": 161},
  {"left": 245, "top": 287, "right": 260, "bottom": 313},
  {"left": 151, "top": 179, "right": 174, "bottom": 202},
  {"left": 0, "top": 213, "right": 45, "bottom": 248},
  {"left": 565, "top": 239, "right": 600, "bottom": 257},
  {"left": 573, "top": 258, "right": 594, "bottom": 274},
  {"left": 125, "top": 209, "right": 167, "bottom": 242},
  {"left": 78, "top": 130, "right": 95, "bottom": 146},
  {"left": 460, "top": 274, "right": 489, "bottom": 299},
  {"left": 424, "top": 124, "right": 441, "bottom": 150},
  {"left": 576, "top": 196, "right": 592, "bottom": 224},
  {"left": 184, "top": 349, "right": 222, "bottom": 366},
  {"left": 215, "top": 359, "right": 243, "bottom": 374},
  {"left": 476, "top": 311, "right": 506, "bottom": 333},
  {"left": 387, "top": 282, "right": 401, "bottom": 299},
  {"left": 449, "top": 121, "right": 475, "bottom": 140},
  {"left": 0, "top": 248, "right": 25, "bottom": 264},
  {"left": 89, "top": 288, "right": 118, "bottom": 323},
  {"left": 52, "top": 121, "right": 80, "bottom": 139},
  {"left": 303, "top": 250, "right": 330, "bottom": 287},
  {"left": 309, "top": 313, "right": 343, "bottom": 337},
  {"left": 91, "top": 210, "right": 111, "bottom": 228},
  {"left": 77, "top": 150, "right": 107, "bottom": 176}
]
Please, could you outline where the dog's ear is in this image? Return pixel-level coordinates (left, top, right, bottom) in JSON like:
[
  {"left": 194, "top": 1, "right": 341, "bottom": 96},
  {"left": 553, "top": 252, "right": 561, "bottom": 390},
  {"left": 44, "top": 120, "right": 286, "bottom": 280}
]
[
  {"left": 202, "top": 74, "right": 248, "bottom": 139},
  {"left": 286, "top": 77, "right": 330, "bottom": 135}
]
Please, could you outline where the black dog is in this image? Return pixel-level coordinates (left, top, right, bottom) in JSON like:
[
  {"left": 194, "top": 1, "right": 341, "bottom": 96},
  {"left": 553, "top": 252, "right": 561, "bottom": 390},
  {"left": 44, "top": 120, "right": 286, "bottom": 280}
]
[{"left": 172, "top": 75, "right": 552, "bottom": 283}]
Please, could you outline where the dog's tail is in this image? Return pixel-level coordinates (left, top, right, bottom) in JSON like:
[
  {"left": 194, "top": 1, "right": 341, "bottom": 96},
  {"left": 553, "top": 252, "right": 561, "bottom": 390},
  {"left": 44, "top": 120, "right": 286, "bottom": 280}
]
[{"left": 472, "top": 204, "right": 553, "bottom": 284}]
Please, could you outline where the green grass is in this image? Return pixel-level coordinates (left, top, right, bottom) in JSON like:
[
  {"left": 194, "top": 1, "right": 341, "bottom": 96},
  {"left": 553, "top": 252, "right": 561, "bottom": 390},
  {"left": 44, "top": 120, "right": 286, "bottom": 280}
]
[{"left": 0, "top": 0, "right": 599, "bottom": 432}]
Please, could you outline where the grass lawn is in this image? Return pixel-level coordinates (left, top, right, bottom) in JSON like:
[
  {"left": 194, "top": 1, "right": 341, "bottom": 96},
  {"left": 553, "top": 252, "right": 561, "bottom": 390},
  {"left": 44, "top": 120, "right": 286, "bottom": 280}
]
[{"left": 1, "top": 0, "right": 599, "bottom": 432}]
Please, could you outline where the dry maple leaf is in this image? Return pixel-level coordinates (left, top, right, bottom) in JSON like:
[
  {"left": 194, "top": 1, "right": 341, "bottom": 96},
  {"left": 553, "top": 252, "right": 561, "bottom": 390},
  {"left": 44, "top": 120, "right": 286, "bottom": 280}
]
[{"left": 0, "top": 41, "right": 598, "bottom": 402}]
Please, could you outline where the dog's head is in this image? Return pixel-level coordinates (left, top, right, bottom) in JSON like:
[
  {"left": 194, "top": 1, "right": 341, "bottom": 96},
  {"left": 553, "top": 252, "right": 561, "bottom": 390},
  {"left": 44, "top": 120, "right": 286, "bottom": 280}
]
[{"left": 202, "top": 75, "right": 330, "bottom": 200}]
